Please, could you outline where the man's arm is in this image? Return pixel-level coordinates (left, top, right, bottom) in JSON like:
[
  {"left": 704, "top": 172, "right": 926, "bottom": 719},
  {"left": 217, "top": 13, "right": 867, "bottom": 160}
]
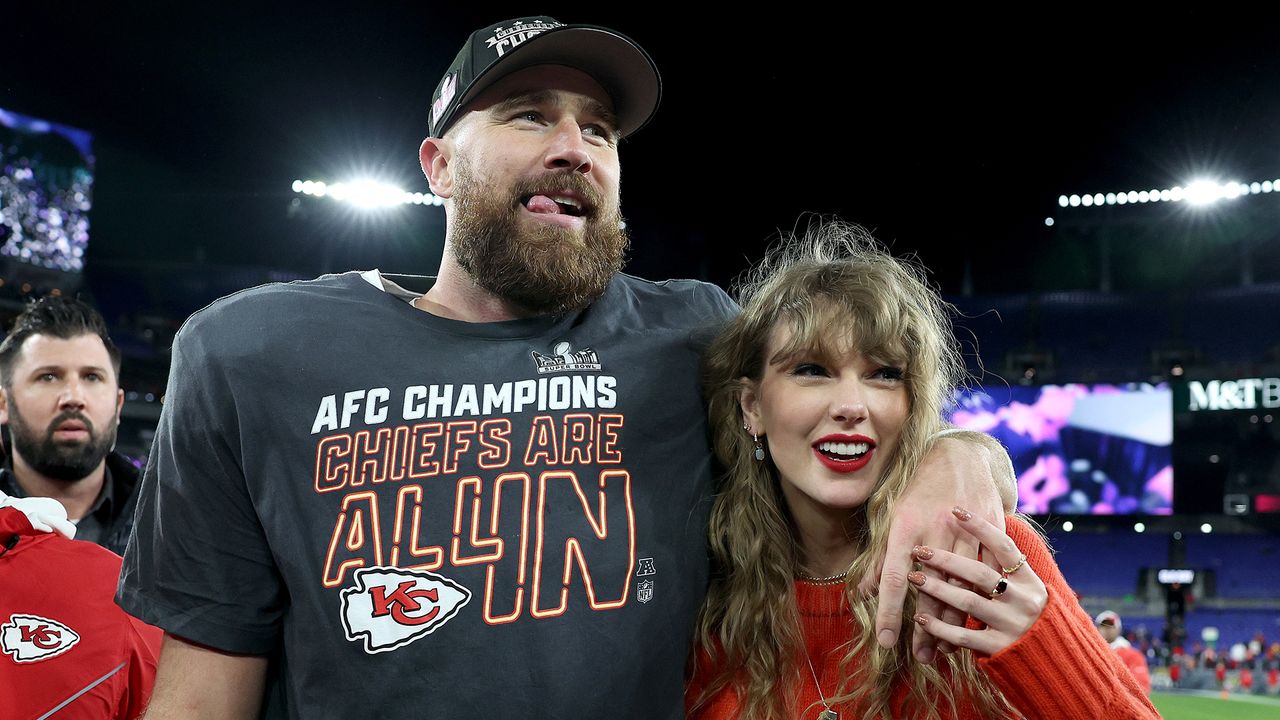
[
  {"left": 117, "top": 312, "right": 284, "bottom": 714},
  {"left": 861, "top": 432, "right": 1016, "bottom": 663},
  {"left": 142, "top": 635, "right": 268, "bottom": 720}
]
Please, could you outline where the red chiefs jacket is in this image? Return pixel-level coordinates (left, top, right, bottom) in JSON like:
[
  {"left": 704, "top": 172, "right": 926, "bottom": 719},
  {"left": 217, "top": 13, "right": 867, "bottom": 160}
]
[{"left": 0, "top": 507, "right": 162, "bottom": 719}]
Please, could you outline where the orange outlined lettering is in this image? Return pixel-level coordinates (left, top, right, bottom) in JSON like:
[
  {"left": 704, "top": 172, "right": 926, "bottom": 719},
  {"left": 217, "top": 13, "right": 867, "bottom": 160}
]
[
  {"left": 561, "top": 414, "right": 595, "bottom": 466},
  {"left": 477, "top": 419, "right": 512, "bottom": 469},
  {"left": 322, "top": 491, "right": 383, "bottom": 587},
  {"left": 530, "top": 469, "right": 635, "bottom": 619},
  {"left": 598, "top": 414, "right": 624, "bottom": 463},
  {"left": 442, "top": 421, "right": 477, "bottom": 474},
  {"left": 482, "top": 472, "right": 531, "bottom": 625},
  {"left": 353, "top": 428, "right": 395, "bottom": 486},
  {"left": 388, "top": 425, "right": 410, "bottom": 482},
  {"left": 523, "top": 415, "right": 559, "bottom": 465},
  {"left": 407, "top": 422, "right": 443, "bottom": 479},
  {"left": 314, "top": 433, "right": 353, "bottom": 493},
  {"left": 451, "top": 477, "right": 503, "bottom": 566}
]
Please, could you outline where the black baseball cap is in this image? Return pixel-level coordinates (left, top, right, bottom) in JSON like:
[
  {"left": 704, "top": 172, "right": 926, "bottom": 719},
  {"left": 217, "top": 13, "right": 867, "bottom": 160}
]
[{"left": 428, "top": 17, "right": 661, "bottom": 139}]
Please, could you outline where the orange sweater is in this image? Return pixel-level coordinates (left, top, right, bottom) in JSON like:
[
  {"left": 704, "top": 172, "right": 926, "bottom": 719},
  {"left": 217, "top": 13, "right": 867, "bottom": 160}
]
[{"left": 688, "top": 517, "right": 1159, "bottom": 719}]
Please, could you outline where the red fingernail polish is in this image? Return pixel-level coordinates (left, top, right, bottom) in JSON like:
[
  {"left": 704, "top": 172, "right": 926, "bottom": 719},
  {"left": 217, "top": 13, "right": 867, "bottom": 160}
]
[
  {"left": 912, "top": 545, "right": 934, "bottom": 560},
  {"left": 914, "top": 614, "right": 928, "bottom": 625},
  {"left": 907, "top": 571, "right": 925, "bottom": 586},
  {"left": 952, "top": 506, "right": 972, "bottom": 521}
]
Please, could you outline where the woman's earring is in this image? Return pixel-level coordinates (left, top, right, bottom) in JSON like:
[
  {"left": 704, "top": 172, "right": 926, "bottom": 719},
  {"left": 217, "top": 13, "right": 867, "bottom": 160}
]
[{"left": 744, "top": 424, "right": 766, "bottom": 461}]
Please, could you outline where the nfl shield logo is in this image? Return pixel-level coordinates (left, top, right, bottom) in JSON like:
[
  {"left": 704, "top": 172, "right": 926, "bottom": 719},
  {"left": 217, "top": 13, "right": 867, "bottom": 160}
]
[{"left": 637, "top": 580, "right": 654, "bottom": 604}]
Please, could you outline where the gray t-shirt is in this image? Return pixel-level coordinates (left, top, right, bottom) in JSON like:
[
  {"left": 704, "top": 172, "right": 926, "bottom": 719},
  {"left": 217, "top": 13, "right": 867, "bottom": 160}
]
[{"left": 118, "top": 270, "right": 736, "bottom": 719}]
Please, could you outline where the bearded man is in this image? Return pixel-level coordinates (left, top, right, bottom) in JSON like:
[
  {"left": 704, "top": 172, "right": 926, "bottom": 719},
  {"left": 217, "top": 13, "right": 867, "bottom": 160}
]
[{"left": 0, "top": 296, "right": 134, "bottom": 555}]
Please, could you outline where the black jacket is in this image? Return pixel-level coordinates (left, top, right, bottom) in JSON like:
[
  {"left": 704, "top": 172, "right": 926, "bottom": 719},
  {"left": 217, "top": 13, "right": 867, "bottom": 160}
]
[{"left": 0, "top": 451, "right": 141, "bottom": 556}]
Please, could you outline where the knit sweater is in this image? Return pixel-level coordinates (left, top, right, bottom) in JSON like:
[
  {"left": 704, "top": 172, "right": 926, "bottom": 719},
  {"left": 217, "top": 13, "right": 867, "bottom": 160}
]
[{"left": 688, "top": 517, "right": 1159, "bottom": 719}]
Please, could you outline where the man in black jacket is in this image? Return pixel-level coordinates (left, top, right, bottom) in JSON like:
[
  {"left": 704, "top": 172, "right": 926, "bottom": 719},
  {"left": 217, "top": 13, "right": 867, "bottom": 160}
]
[{"left": 0, "top": 296, "right": 135, "bottom": 555}]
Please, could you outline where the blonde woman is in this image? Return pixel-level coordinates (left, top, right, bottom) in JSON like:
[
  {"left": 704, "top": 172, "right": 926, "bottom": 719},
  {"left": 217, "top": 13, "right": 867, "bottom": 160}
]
[{"left": 688, "top": 222, "right": 1158, "bottom": 720}]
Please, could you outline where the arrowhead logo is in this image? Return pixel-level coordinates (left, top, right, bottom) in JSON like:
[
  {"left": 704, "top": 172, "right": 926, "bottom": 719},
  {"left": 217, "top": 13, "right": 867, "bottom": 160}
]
[
  {"left": 1, "top": 614, "right": 80, "bottom": 663},
  {"left": 340, "top": 567, "right": 471, "bottom": 654}
]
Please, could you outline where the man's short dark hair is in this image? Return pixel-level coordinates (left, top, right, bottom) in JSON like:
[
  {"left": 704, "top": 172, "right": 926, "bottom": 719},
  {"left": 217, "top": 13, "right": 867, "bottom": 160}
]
[{"left": 0, "top": 296, "right": 121, "bottom": 387}]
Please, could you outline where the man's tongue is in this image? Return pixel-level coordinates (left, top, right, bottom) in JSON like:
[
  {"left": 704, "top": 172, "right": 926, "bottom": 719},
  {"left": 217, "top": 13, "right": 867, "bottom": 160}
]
[{"left": 526, "top": 195, "right": 562, "bottom": 214}]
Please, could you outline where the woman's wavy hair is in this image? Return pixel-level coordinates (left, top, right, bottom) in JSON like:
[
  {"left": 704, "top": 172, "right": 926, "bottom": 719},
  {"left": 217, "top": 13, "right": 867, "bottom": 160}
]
[{"left": 693, "top": 220, "right": 1017, "bottom": 720}]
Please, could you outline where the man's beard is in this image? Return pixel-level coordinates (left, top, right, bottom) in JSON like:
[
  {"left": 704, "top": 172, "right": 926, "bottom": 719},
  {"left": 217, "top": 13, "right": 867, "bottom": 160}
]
[
  {"left": 449, "top": 162, "right": 630, "bottom": 315},
  {"left": 6, "top": 400, "right": 116, "bottom": 482}
]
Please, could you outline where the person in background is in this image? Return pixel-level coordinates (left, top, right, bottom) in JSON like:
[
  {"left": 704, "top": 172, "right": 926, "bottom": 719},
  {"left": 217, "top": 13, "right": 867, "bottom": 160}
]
[
  {"left": 1096, "top": 610, "right": 1152, "bottom": 694},
  {"left": 0, "top": 296, "right": 137, "bottom": 555}
]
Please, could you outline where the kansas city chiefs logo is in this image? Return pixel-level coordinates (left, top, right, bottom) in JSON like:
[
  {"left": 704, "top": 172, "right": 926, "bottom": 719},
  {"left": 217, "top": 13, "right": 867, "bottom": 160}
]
[
  {"left": 340, "top": 567, "right": 471, "bottom": 654},
  {"left": 2, "top": 614, "right": 80, "bottom": 663}
]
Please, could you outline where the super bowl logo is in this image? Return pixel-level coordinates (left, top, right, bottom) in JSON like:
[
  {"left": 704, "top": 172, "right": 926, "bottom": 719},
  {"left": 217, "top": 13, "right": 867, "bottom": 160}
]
[
  {"left": 340, "top": 567, "right": 471, "bottom": 654},
  {"left": 531, "top": 341, "right": 602, "bottom": 374}
]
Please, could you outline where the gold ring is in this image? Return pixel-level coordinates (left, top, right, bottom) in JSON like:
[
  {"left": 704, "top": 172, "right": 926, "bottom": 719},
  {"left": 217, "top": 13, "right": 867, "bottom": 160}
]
[{"left": 1002, "top": 555, "right": 1027, "bottom": 575}]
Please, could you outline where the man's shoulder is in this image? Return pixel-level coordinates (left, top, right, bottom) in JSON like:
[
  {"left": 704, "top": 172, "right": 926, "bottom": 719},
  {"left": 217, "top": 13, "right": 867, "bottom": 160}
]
[
  {"left": 605, "top": 273, "right": 738, "bottom": 322},
  {"left": 186, "top": 272, "right": 363, "bottom": 316},
  {"left": 174, "top": 272, "right": 377, "bottom": 349}
]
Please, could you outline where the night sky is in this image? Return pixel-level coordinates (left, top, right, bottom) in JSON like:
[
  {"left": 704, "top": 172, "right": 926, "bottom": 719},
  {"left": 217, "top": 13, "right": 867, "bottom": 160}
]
[{"left": 8, "top": 5, "right": 1280, "bottom": 296}]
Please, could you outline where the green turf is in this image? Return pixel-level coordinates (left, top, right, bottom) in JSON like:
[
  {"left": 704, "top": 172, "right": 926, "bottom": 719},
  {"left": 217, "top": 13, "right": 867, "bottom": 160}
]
[{"left": 1151, "top": 691, "right": 1280, "bottom": 720}]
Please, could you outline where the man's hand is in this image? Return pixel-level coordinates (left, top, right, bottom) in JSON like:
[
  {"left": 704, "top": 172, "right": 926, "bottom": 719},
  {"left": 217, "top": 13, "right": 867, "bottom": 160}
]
[{"left": 858, "top": 433, "right": 1015, "bottom": 663}]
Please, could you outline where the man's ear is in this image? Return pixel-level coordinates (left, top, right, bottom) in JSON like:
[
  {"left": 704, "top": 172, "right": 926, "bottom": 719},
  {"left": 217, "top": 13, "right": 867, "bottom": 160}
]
[
  {"left": 420, "top": 137, "right": 455, "bottom": 199},
  {"left": 0, "top": 388, "right": 9, "bottom": 426},
  {"left": 738, "top": 378, "right": 763, "bottom": 436}
]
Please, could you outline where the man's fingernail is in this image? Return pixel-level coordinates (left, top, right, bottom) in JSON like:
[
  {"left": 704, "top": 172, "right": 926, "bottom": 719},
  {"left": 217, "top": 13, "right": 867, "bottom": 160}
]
[
  {"left": 913, "top": 614, "right": 928, "bottom": 626},
  {"left": 907, "top": 571, "right": 925, "bottom": 587},
  {"left": 879, "top": 629, "right": 896, "bottom": 647},
  {"left": 952, "top": 506, "right": 972, "bottom": 521},
  {"left": 912, "top": 545, "right": 933, "bottom": 560},
  {"left": 917, "top": 646, "right": 935, "bottom": 663}
]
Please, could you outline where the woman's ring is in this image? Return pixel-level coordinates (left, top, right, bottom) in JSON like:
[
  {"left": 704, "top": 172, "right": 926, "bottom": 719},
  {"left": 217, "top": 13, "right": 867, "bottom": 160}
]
[{"left": 1002, "top": 555, "right": 1027, "bottom": 575}]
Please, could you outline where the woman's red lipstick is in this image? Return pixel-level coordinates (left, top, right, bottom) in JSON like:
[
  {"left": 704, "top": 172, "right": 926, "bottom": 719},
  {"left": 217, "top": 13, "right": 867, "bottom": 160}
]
[{"left": 811, "top": 434, "right": 876, "bottom": 473}]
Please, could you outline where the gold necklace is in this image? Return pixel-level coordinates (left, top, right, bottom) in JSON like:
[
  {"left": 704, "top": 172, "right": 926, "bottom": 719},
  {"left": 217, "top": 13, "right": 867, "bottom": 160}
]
[
  {"left": 796, "top": 570, "right": 848, "bottom": 584},
  {"left": 804, "top": 650, "right": 838, "bottom": 720}
]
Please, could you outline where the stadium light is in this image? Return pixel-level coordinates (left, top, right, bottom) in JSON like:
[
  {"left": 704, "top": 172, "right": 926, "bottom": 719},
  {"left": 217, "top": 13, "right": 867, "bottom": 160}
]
[
  {"left": 1062, "top": 521, "right": 1074, "bottom": 532},
  {"left": 1059, "top": 175, "right": 1279, "bottom": 211},
  {"left": 1134, "top": 522, "right": 1145, "bottom": 533},
  {"left": 292, "top": 178, "right": 440, "bottom": 210}
]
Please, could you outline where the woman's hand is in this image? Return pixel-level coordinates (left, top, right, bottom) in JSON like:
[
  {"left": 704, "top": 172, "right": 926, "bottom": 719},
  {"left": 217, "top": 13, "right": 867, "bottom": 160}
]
[
  {"left": 908, "top": 507, "right": 1048, "bottom": 656},
  {"left": 863, "top": 437, "right": 1009, "bottom": 663}
]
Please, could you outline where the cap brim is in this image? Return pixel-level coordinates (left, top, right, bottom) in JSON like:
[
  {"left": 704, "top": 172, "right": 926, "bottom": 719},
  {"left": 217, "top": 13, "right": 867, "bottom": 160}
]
[{"left": 453, "top": 24, "right": 661, "bottom": 139}]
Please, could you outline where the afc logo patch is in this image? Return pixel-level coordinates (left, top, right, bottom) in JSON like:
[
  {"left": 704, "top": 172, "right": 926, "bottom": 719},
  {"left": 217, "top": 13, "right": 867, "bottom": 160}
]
[
  {"left": 340, "top": 567, "right": 471, "bottom": 654},
  {"left": 1, "top": 614, "right": 80, "bottom": 663}
]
